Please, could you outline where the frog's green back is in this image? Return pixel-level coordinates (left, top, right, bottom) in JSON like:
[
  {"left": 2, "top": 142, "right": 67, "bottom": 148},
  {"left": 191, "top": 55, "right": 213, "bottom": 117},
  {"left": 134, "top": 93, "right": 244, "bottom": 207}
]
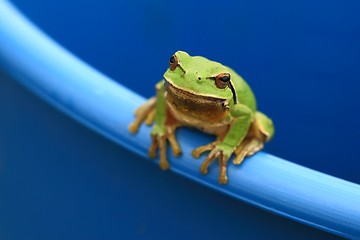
[{"left": 228, "top": 68, "right": 257, "bottom": 112}]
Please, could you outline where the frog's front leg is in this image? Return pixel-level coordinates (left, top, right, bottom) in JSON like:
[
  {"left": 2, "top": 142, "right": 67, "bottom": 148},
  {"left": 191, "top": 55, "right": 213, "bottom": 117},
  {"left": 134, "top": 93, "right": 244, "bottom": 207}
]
[
  {"left": 192, "top": 104, "right": 253, "bottom": 184},
  {"left": 148, "top": 81, "right": 182, "bottom": 170}
]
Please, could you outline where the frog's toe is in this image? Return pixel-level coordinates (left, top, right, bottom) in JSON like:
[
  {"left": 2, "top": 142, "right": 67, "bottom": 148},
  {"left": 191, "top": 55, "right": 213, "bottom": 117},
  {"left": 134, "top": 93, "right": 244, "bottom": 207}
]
[
  {"left": 218, "top": 174, "right": 228, "bottom": 185},
  {"left": 129, "top": 97, "right": 156, "bottom": 134},
  {"left": 149, "top": 133, "right": 171, "bottom": 170},
  {"left": 159, "top": 158, "right": 170, "bottom": 170},
  {"left": 218, "top": 152, "right": 231, "bottom": 184},
  {"left": 145, "top": 109, "right": 156, "bottom": 125},
  {"left": 128, "top": 112, "right": 149, "bottom": 134},
  {"left": 129, "top": 113, "right": 149, "bottom": 133},
  {"left": 148, "top": 135, "right": 159, "bottom": 159},
  {"left": 128, "top": 121, "right": 140, "bottom": 134},
  {"left": 171, "top": 146, "right": 182, "bottom": 157},
  {"left": 192, "top": 141, "right": 218, "bottom": 158},
  {"left": 233, "top": 154, "right": 245, "bottom": 165},
  {"left": 166, "top": 126, "right": 182, "bottom": 157},
  {"left": 199, "top": 149, "right": 219, "bottom": 175},
  {"left": 198, "top": 145, "right": 232, "bottom": 184},
  {"left": 158, "top": 135, "right": 170, "bottom": 170},
  {"left": 200, "top": 164, "right": 208, "bottom": 175},
  {"left": 233, "top": 138, "right": 263, "bottom": 165}
]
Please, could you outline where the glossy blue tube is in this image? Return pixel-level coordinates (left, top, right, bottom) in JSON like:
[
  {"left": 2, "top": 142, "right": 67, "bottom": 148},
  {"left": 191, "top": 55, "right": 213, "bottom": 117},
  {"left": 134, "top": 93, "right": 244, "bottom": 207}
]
[{"left": 0, "top": 1, "right": 359, "bottom": 238}]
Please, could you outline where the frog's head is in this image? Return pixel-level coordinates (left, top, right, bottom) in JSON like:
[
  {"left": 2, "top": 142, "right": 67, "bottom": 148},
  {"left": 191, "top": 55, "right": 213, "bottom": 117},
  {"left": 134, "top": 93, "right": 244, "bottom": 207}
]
[{"left": 163, "top": 51, "right": 236, "bottom": 103}]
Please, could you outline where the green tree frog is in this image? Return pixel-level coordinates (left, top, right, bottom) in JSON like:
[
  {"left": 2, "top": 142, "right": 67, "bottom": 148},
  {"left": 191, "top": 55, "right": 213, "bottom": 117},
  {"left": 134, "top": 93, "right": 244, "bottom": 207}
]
[{"left": 129, "top": 51, "right": 274, "bottom": 184}]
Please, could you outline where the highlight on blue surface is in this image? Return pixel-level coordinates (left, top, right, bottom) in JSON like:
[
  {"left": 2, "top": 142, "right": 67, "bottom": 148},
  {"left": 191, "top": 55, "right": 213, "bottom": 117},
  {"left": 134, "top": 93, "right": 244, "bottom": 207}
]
[{"left": 0, "top": 1, "right": 359, "bottom": 238}]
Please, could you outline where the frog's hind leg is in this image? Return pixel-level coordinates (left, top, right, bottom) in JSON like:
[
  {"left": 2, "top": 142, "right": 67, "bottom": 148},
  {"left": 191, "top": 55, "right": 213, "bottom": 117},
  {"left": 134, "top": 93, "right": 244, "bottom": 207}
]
[
  {"left": 253, "top": 111, "right": 274, "bottom": 142},
  {"left": 233, "top": 112, "right": 274, "bottom": 165},
  {"left": 233, "top": 138, "right": 264, "bottom": 164},
  {"left": 128, "top": 97, "right": 156, "bottom": 133}
]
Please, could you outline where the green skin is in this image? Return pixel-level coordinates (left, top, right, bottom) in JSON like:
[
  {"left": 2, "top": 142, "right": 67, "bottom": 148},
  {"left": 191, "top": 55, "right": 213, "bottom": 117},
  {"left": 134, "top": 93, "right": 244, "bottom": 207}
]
[{"left": 129, "top": 51, "right": 274, "bottom": 184}]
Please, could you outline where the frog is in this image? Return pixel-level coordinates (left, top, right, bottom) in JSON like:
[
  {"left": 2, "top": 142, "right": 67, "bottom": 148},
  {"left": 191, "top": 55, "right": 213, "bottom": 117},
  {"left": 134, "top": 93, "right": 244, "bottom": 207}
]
[{"left": 129, "top": 51, "right": 274, "bottom": 184}]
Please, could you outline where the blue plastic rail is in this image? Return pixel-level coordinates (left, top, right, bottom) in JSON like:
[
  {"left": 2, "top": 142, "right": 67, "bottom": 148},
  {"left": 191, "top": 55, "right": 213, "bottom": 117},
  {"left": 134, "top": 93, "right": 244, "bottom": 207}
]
[{"left": 0, "top": 1, "right": 359, "bottom": 238}]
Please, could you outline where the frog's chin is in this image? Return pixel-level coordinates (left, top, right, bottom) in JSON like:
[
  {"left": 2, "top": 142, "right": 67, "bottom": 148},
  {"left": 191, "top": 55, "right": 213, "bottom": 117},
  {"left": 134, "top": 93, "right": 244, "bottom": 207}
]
[{"left": 164, "top": 77, "right": 226, "bottom": 101}]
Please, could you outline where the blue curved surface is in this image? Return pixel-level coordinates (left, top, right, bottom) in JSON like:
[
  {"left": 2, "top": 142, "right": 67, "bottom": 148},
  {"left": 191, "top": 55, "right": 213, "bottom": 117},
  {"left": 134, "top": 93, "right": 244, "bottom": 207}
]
[{"left": 0, "top": 1, "right": 360, "bottom": 239}]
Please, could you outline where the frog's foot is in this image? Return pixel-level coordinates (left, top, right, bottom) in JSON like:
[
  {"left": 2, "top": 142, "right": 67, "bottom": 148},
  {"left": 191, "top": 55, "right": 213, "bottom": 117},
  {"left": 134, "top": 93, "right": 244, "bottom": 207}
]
[
  {"left": 148, "top": 125, "right": 182, "bottom": 170},
  {"left": 233, "top": 138, "right": 264, "bottom": 165},
  {"left": 128, "top": 97, "right": 156, "bottom": 133},
  {"left": 145, "top": 109, "right": 156, "bottom": 125},
  {"left": 193, "top": 142, "right": 232, "bottom": 184},
  {"left": 149, "top": 133, "right": 169, "bottom": 170},
  {"left": 166, "top": 126, "right": 181, "bottom": 156},
  {"left": 191, "top": 141, "right": 219, "bottom": 158}
]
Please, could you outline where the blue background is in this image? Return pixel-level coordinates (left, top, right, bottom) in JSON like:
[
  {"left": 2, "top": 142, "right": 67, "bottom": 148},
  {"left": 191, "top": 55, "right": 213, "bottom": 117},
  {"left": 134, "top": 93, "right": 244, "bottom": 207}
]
[{"left": 1, "top": 0, "right": 360, "bottom": 239}]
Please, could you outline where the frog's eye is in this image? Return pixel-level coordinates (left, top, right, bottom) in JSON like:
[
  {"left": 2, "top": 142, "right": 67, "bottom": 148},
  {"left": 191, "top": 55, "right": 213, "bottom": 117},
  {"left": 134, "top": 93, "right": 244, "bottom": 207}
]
[
  {"left": 214, "top": 73, "right": 231, "bottom": 89},
  {"left": 169, "top": 54, "right": 186, "bottom": 74},
  {"left": 169, "top": 55, "right": 178, "bottom": 71}
]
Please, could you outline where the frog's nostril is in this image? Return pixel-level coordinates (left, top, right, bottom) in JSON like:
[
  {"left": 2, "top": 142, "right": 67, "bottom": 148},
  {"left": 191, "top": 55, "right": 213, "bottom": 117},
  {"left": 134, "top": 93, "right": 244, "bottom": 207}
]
[{"left": 198, "top": 77, "right": 201, "bottom": 80}]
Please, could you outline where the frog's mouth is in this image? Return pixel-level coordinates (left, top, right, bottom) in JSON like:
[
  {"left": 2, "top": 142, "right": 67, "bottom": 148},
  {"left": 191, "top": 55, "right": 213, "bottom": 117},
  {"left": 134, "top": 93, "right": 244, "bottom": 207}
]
[
  {"left": 164, "top": 79, "right": 230, "bottom": 122},
  {"left": 163, "top": 78, "right": 227, "bottom": 101}
]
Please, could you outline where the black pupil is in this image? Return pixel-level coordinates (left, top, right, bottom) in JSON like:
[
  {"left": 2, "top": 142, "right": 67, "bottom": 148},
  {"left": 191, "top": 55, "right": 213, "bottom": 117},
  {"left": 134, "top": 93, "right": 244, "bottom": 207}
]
[
  {"left": 170, "top": 56, "right": 176, "bottom": 64},
  {"left": 220, "top": 75, "right": 230, "bottom": 82}
]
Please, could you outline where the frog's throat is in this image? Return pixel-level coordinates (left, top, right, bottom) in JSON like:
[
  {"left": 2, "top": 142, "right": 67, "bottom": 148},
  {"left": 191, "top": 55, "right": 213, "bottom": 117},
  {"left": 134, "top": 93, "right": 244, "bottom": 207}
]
[{"left": 164, "top": 80, "right": 230, "bottom": 125}]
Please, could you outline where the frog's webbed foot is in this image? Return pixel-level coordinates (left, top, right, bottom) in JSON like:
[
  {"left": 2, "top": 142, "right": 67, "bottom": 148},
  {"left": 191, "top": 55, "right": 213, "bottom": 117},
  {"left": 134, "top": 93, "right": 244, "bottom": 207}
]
[
  {"left": 166, "top": 125, "right": 182, "bottom": 156},
  {"left": 149, "top": 132, "right": 169, "bottom": 170},
  {"left": 148, "top": 124, "right": 182, "bottom": 170},
  {"left": 233, "top": 138, "right": 264, "bottom": 165},
  {"left": 145, "top": 109, "right": 156, "bottom": 125},
  {"left": 128, "top": 97, "right": 156, "bottom": 133},
  {"left": 192, "top": 141, "right": 219, "bottom": 158},
  {"left": 192, "top": 142, "right": 232, "bottom": 184}
]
